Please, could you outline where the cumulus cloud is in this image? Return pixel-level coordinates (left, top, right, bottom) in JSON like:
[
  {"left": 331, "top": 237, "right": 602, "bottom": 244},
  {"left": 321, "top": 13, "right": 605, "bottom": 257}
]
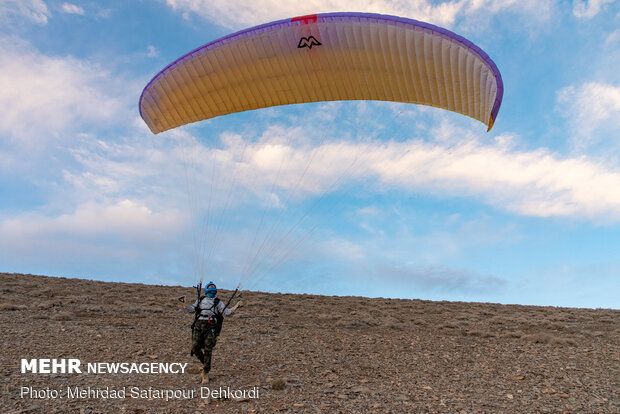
[
  {"left": 186, "top": 128, "right": 620, "bottom": 222},
  {"left": 369, "top": 137, "right": 620, "bottom": 220},
  {"left": 572, "top": 0, "right": 616, "bottom": 19},
  {"left": 0, "top": 39, "right": 127, "bottom": 141},
  {"left": 165, "top": 0, "right": 459, "bottom": 28},
  {"left": 164, "top": 0, "right": 552, "bottom": 30},
  {"left": 0, "top": 200, "right": 186, "bottom": 279},
  {"left": 60, "top": 3, "right": 85, "bottom": 15},
  {"left": 556, "top": 82, "right": 620, "bottom": 153},
  {"left": 62, "top": 117, "right": 620, "bottom": 224},
  {"left": 0, "top": 200, "right": 182, "bottom": 251},
  {"left": 0, "top": 0, "right": 50, "bottom": 25}
]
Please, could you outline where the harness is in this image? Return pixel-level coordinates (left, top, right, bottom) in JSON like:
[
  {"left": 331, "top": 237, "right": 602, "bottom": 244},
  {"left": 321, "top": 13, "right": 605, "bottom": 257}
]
[
  {"left": 190, "top": 283, "right": 239, "bottom": 339},
  {"left": 191, "top": 296, "right": 223, "bottom": 334}
]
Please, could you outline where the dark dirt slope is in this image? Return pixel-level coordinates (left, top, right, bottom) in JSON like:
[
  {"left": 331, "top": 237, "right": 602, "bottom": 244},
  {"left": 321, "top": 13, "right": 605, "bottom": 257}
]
[{"left": 1, "top": 273, "right": 618, "bottom": 413}]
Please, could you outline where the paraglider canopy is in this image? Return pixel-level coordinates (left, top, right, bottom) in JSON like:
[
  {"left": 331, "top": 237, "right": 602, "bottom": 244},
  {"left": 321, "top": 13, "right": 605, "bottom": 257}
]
[{"left": 139, "top": 12, "right": 503, "bottom": 134}]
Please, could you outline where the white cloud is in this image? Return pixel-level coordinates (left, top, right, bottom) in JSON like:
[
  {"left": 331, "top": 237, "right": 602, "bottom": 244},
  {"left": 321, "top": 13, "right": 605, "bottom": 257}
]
[
  {"left": 357, "top": 206, "right": 380, "bottom": 216},
  {"left": 66, "top": 119, "right": 620, "bottom": 223},
  {"left": 165, "top": 0, "right": 552, "bottom": 30},
  {"left": 573, "top": 0, "right": 616, "bottom": 19},
  {"left": 0, "top": 0, "right": 50, "bottom": 25},
  {"left": 0, "top": 37, "right": 130, "bottom": 144},
  {"left": 605, "top": 29, "right": 620, "bottom": 47},
  {"left": 322, "top": 238, "right": 366, "bottom": 260},
  {"left": 60, "top": 3, "right": 85, "bottom": 15},
  {"left": 556, "top": 82, "right": 620, "bottom": 152},
  {"left": 372, "top": 138, "right": 620, "bottom": 220},
  {"left": 0, "top": 200, "right": 182, "bottom": 246},
  {"left": 558, "top": 82, "right": 620, "bottom": 126},
  {"left": 146, "top": 45, "right": 158, "bottom": 57},
  {"left": 177, "top": 124, "right": 619, "bottom": 221},
  {"left": 58, "top": 112, "right": 620, "bottom": 225},
  {"left": 0, "top": 200, "right": 185, "bottom": 274}
]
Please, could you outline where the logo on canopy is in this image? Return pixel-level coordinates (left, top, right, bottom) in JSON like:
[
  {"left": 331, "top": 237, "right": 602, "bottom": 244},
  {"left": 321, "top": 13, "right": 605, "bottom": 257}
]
[{"left": 298, "top": 36, "right": 321, "bottom": 49}]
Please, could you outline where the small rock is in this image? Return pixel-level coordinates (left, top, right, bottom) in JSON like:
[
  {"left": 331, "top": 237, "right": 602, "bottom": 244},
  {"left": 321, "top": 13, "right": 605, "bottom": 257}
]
[
  {"left": 271, "top": 379, "right": 286, "bottom": 390},
  {"left": 506, "top": 394, "right": 514, "bottom": 400}
]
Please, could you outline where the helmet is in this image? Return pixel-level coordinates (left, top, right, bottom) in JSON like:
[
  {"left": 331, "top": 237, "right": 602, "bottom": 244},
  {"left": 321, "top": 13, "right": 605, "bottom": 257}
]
[{"left": 204, "top": 282, "right": 217, "bottom": 297}]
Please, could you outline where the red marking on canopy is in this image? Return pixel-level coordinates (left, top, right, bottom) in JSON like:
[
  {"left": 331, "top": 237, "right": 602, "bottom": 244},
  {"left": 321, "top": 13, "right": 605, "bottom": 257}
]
[{"left": 292, "top": 14, "right": 318, "bottom": 24}]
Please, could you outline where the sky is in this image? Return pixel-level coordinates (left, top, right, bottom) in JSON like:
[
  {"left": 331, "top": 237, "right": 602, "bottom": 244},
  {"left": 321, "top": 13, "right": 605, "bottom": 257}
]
[{"left": 0, "top": 0, "right": 619, "bottom": 308}]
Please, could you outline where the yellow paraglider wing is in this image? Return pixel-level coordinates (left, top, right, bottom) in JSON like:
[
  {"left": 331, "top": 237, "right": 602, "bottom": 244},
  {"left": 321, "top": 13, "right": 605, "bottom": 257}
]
[{"left": 139, "top": 12, "right": 503, "bottom": 134}]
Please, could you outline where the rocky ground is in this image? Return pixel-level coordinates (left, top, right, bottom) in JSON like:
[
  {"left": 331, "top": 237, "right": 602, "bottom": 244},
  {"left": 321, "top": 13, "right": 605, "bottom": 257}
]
[{"left": 1, "top": 273, "right": 618, "bottom": 413}]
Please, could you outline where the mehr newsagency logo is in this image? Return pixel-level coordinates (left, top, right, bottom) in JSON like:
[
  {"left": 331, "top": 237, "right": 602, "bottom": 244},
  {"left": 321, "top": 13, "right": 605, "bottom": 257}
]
[{"left": 21, "top": 358, "right": 187, "bottom": 374}]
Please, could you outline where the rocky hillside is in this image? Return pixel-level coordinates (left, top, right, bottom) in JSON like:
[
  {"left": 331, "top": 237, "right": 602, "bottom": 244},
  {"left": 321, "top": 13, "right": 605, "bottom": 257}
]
[{"left": 1, "top": 273, "right": 618, "bottom": 413}]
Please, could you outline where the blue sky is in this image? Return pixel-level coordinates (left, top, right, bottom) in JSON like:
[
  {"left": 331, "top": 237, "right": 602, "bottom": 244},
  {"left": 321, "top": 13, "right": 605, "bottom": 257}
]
[{"left": 1, "top": 0, "right": 619, "bottom": 308}]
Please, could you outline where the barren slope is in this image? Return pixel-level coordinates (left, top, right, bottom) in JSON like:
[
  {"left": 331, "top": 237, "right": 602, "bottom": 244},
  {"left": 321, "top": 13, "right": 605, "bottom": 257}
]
[{"left": 1, "top": 273, "right": 618, "bottom": 413}]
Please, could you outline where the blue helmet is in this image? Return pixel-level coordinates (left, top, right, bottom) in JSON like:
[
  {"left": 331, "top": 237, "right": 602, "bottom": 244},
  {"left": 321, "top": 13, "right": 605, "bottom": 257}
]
[{"left": 204, "top": 282, "right": 217, "bottom": 297}]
